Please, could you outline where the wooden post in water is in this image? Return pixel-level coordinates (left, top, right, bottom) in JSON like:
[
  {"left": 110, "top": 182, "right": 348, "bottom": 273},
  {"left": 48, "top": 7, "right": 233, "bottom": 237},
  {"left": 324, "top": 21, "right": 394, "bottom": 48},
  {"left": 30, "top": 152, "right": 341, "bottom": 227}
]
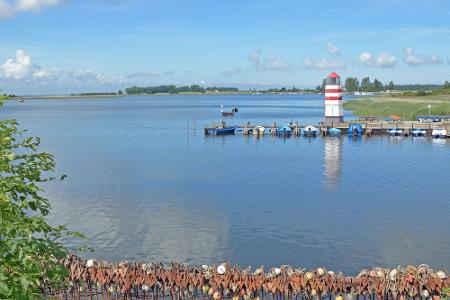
[{"left": 272, "top": 122, "right": 277, "bottom": 136}]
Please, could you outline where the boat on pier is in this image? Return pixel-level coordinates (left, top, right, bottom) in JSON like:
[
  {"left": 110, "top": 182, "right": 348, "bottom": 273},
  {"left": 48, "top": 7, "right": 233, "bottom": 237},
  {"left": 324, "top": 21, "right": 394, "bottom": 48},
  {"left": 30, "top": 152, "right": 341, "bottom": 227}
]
[
  {"left": 348, "top": 124, "right": 363, "bottom": 136},
  {"left": 204, "top": 122, "right": 237, "bottom": 135},
  {"left": 252, "top": 126, "right": 265, "bottom": 135},
  {"left": 432, "top": 128, "right": 447, "bottom": 139},
  {"left": 301, "top": 125, "right": 319, "bottom": 137},
  {"left": 212, "top": 127, "right": 236, "bottom": 135},
  {"left": 387, "top": 128, "right": 404, "bottom": 136},
  {"left": 327, "top": 127, "right": 341, "bottom": 136},
  {"left": 277, "top": 125, "right": 292, "bottom": 135},
  {"left": 204, "top": 120, "right": 450, "bottom": 138},
  {"left": 411, "top": 128, "right": 427, "bottom": 137}
]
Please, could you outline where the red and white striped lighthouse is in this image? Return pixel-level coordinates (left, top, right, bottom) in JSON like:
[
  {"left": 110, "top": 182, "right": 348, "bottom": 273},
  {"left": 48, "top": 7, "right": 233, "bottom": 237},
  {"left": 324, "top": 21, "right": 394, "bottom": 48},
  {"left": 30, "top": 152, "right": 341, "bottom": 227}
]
[{"left": 324, "top": 72, "right": 344, "bottom": 124}]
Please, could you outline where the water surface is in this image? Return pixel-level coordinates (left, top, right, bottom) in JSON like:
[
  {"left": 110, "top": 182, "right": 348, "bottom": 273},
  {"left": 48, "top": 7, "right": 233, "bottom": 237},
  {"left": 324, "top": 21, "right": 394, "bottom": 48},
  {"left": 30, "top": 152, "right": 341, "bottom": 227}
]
[{"left": 2, "top": 94, "right": 449, "bottom": 274}]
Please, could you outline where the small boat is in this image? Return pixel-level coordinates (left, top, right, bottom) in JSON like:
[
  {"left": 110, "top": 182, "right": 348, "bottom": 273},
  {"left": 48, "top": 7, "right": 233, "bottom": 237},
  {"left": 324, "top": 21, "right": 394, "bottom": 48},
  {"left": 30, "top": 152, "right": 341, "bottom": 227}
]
[
  {"left": 221, "top": 107, "right": 238, "bottom": 116},
  {"left": 348, "top": 124, "right": 363, "bottom": 136},
  {"left": 252, "top": 126, "right": 265, "bottom": 135},
  {"left": 17, "top": 98, "right": 25, "bottom": 102},
  {"left": 264, "top": 128, "right": 273, "bottom": 134},
  {"left": 234, "top": 128, "right": 244, "bottom": 134},
  {"left": 387, "top": 128, "right": 403, "bottom": 136},
  {"left": 301, "top": 125, "right": 319, "bottom": 137},
  {"left": 411, "top": 128, "right": 427, "bottom": 137},
  {"left": 432, "top": 128, "right": 447, "bottom": 139},
  {"left": 277, "top": 125, "right": 292, "bottom": 135},
  {"left": 213, "top": 127, "right": 236, "bottom": 135},
  {"left": 327, "top": 127, "right": 341, "bottom": 136}
]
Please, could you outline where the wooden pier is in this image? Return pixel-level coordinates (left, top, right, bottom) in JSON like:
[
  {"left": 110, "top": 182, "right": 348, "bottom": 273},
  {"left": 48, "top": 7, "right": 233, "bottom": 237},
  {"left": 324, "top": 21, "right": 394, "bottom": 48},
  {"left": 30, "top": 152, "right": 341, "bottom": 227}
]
[{"left": 204, "top": 121, "right": 450, "bottom": 137}]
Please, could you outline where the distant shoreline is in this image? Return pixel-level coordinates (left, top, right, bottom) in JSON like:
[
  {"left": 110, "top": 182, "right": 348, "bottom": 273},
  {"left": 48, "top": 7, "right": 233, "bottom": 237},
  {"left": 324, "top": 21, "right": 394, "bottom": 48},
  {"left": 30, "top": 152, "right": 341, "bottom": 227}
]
[{"left": 18, "top": 91, "right": 323, "bottom": 100}]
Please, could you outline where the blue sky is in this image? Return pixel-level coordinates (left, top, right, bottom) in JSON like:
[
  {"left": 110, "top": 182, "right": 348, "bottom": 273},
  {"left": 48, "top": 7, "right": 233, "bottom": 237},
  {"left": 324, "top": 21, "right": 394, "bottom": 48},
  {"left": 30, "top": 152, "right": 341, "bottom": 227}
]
[{"left": 0, "top": 0, "right": 449, "bottom": 94}]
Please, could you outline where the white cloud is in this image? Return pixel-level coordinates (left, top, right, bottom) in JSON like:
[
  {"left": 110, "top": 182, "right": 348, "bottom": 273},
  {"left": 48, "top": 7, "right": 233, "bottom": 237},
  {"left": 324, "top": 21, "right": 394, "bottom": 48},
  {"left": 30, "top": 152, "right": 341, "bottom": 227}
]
[
  {"left": 0, "top": 0, "right": 14, "bottom": 19},
  {"left": 358, "top": 51, "right": 397, "bottom": 67},
  {"left": 220, "top": 67, "right": 242, "bottom": 77},
  {"left": 326, "top": 42, "right": 340, "bottom": 55},
  {"left": 0, "top": 49, "right": 128, "bottom": 90},
  {"left": 403, "top": 48, "right": 442, "bottom": 66},
  {"left": 15, "top": 0, "right": 61, "bottom": 12},
  {"left": 263, "top": 56, "right": 289, "bottom": 71},
  {"left": 0, "top": 0, "right": 61, "bottom": 19},
  {"left": 0, "top": 49, "right": 33, "bottom": 79},
  {"left": 303, "top": 57, "right": 345, "bottom": 70},
  {"left": 32, "top": 67, "right": 51, "bottom": 79},
  {"left": 376, "top": 52, "right": 397, "bottom": 67},
  {"left": 248, "top": 49, "right": 290, "bottom": 72},
  {"left": 359, "top": 52, "right": 372, "bottom": 64}
]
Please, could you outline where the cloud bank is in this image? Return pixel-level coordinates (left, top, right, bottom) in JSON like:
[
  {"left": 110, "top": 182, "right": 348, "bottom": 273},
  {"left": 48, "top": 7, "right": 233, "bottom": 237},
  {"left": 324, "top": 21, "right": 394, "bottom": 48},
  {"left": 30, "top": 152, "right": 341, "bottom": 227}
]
[
  {"left": 0, "top": 0, "right": 62, "bottom": 19},
  {"left": 303, "top": 57, "right": 346, "bottom": 70},
  {"left": 247, "top": 49, "right": 290, "bottom": 72},
  {"left": 403, "top": 48, "right": 442, "bottom": 66},
  {"left": 358, "top": 51, "right": 397, "bottom": 68}
]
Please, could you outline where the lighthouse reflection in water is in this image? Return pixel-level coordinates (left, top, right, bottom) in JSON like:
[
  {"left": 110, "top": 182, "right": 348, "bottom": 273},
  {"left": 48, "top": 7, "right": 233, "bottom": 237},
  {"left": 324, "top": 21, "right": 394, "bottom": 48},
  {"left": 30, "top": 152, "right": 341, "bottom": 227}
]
[{"left": 323, "top": 137, "right": 343, "bottom": 191}]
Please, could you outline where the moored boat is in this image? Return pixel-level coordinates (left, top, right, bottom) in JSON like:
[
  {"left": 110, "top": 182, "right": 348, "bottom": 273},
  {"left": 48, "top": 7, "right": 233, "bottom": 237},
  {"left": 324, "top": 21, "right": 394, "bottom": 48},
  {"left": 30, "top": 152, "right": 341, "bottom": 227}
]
[
  {"left": 301, "top": 125, "right": 319, "bottom": 137},
  {"left": 327, "top": 127, "right": 341, "bottom": 136},
  {"left": 277, "top": 125, "right": 292, "bottom": 135},
  {"left": 252, "top": 126, "right": 265, "bottom": 135},
  {"left": 411, "top": 128, "right": 427, "bottom": 137},
  {"left": 213, "top": 127, "right": 236, "bottom": 135},
  {"left": 348, "top": 124, "right": 363, "bottom": 136},
  {"left": 387, "top": 128, "right": 403, "bottom": 136},
  {"left": 221, "top": 106, "right": 238, "bottom": 117},
  {"left": 432, "top": 128, "right": 447, "bottom": 139}
]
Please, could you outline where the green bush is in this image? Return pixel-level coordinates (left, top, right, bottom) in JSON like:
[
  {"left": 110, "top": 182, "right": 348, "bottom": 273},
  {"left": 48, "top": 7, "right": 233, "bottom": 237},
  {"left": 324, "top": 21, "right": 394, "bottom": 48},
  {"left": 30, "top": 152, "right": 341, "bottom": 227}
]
[{"left": 0, "top": 106, "right": 85, "bottom": 298}]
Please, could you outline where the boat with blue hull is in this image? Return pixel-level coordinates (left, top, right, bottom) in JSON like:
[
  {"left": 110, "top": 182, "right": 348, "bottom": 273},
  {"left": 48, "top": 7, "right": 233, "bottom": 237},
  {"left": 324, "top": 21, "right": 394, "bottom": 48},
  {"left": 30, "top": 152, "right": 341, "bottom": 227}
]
[
  {"left": 213, "top": 127, "right": 236, "bottom": 135},
  {"left": 327, "top": 128, "right": 341, "bottom": 136},
  {"left": 277, "top": 125, "right": 292, "bottom": 135},
  {"left": 348, "top": 124, "right": 363, "bottom": 136}
]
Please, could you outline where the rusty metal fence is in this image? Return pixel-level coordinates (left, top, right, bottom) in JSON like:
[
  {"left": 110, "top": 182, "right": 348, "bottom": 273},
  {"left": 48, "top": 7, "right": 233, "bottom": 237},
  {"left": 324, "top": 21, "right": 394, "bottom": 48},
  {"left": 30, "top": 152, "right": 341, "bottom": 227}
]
[{"left": 46, "top": 255, "right": 450, "bottom": 300}]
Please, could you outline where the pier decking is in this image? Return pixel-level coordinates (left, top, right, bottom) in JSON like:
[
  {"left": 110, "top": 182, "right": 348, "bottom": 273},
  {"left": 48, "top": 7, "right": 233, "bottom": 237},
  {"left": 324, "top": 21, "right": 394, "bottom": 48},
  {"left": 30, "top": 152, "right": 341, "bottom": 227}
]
[{"left": 204, "top": 121, "right": 450, "bottom": 137}]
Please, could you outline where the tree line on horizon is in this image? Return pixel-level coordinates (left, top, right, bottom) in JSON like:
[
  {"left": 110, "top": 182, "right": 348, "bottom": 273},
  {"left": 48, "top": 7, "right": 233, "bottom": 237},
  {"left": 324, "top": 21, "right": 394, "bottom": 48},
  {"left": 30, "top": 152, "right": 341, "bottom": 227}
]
[
  {"left": 125, "top": 85, "right": 239, "bottom": 94},
  {"left": 316, "top": 77, "right": 394, "bottom": 93},
  {"left": 316, "top": 77, "right": 448, "bottom": 93}
]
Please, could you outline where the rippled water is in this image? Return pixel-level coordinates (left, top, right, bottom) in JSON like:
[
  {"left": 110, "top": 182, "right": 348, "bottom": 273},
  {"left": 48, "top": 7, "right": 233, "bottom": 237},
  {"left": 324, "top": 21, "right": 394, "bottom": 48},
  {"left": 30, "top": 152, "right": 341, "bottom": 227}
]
[{"left": 2, "top": 94, "right": 450, "bottom": 274}]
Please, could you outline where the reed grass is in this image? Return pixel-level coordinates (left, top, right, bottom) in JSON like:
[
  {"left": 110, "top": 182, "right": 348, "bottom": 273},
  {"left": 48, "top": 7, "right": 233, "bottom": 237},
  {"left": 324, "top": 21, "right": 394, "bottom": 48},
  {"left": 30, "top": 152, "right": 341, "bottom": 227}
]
[{"left": 344, "top": 95, "right": 450, "bottom": 120}]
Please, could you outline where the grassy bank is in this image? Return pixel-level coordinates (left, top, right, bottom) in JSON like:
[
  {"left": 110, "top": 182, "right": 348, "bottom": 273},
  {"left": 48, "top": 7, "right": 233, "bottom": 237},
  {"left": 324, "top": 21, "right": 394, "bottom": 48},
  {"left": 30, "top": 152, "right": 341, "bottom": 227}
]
[
  {"left": 344, "top": 94, "right": 450, "bottom": 120},
  {"left": 0, "top": 95, "right": 13, "bottom": 100}
]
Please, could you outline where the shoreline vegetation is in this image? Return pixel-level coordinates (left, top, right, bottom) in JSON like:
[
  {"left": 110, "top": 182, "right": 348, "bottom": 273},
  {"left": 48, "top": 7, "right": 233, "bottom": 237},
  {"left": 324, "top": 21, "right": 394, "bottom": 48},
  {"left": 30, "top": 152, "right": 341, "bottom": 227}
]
[
  {"left": 14, "top": 85, "right": 322, "bottom": 100},
  {"left": 345, "top": 86, "right": 450, "bottom": 120}
]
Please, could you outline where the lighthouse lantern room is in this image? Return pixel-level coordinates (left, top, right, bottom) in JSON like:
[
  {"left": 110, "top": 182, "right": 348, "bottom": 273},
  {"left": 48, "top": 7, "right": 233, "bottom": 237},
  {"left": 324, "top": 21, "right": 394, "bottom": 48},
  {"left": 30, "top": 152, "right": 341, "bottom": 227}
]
[{"left": 324, "top": 72, "right": 344, "bottom": 124}]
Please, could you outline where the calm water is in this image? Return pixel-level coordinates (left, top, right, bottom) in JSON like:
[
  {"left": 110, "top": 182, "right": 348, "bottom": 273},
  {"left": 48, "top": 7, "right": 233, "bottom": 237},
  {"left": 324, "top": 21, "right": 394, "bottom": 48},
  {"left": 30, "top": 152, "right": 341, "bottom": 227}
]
[{"left": 2, "top": 94, "right": 450, "bottom": 274}]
